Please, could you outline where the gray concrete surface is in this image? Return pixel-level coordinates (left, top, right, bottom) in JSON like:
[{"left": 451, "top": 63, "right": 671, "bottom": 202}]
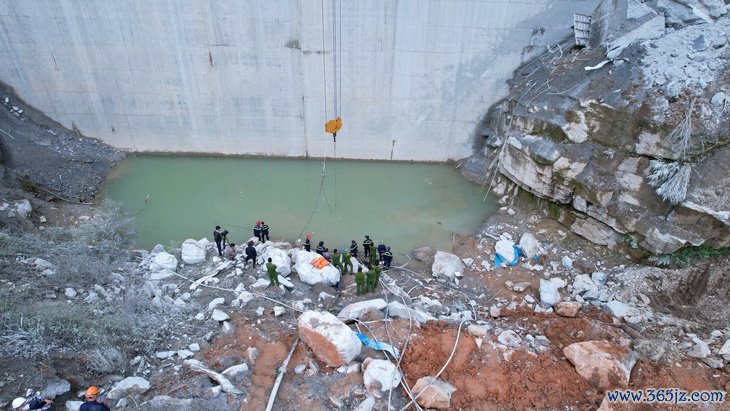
[{"left": 0, "top": 0, "right": 597, "bottom": 161}]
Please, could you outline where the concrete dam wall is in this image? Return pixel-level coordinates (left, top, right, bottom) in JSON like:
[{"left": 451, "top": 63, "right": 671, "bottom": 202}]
[{"left": 0, "top": 0, "right": 596, "bottom": 161}]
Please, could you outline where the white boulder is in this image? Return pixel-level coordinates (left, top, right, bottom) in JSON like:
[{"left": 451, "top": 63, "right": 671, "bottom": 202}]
[
  {"left": 150, "top": 252, "right": 178, "bottom": 272},
  {"left": 431, "top": 251, "right": 464, "bottom": 280},
  {"left": 604, "top": 301, "right": 639, "bottom": 320},
  {"left": 211, "top": 309, "right": 230, "bottom": 322},
  {"left": 495, "top": 239, "right": 518, "bottom": 263},
  {"left": 295, "top": 251, "right": 341, "bottom": 286},
  {"left": 14, "top": 199, "right": 32, "bottom": 218},
  {"left": 518, "top": 233, "right": 541, "bottom": 259},
  {"left": 107, "top": 377, "right": 150, "bottom": 400},
  {"left": 261, "top": 246, "right": 292, "bottom": 277},
  {"left": 539, "top": 279, "right": 560, "bottom": 307},
  {"left": 337, "top": 299, "right": 387, "bottom": 321},
  {"left": 297, "top": 310, "right": 361, "bottom": 367},
  {"left": 362, "top": 358, "right": 402, "bottom": 392},
  {"left": 181, "top": 239, "right": 206, "bottom": 264}
]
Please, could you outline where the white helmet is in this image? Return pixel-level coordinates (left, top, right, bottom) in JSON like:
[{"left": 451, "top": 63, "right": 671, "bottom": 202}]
[{"left": 11, "top": 397, "right": 27, "bottom": 409}]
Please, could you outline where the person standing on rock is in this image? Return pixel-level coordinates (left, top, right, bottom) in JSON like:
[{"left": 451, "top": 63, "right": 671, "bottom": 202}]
[
  {"left": 363, "top": 235, "right": 374, "bottom": 258},
  {"left": 331, "top": 248, "right": 342, "bottom": 273},
  {"left": 342, "top": 249, "right": 353, "bottom": 275},
  {"left": 224, "top": 243, "right": 237, "bottom": 260},
  {"left": 214, "top": 226, "right": 223, "bottom": 257},
  {"left": 377, "top": 242, "right": 387, "bottom": 260},
  {"left": 304, "top": 234, "right": 311, "bottom": 252},
  {"left": 261, "top": 221, "right": 270, "bottom": 242},
  {"left": 371, "top": 264, "right": 382, "bottom": 290},
  {"left": 382, "top": 247, "right": 393, "bottom": 269},
  {"left": 80, "top": 386, "right": 110, "bottom": 411},
  {"left": 254, "top": 221, "right": 262, "bottom": 242},
  {"left": 350, "top": 240, "right": 358, "bottom": 259},
  {"left": 244, "top": 241, "right": 257, "bottom": 269},
  {"left": 11, "top": 396, "right": 53, "bottom": 411},
  {"left": 355, "top": 266, "right": 366, "bottom": 295},
  {"left": 266, "top": 257, "right": 280, "bottom": 287},
  {"left": 366, "top": 266, "right": 377, "bottom": 293},
  {"left": 316, "top": 241, "right": 326, "bottom": 255},
  {"left": 368, "top": 244, "right": 379, "bottom": 267}
]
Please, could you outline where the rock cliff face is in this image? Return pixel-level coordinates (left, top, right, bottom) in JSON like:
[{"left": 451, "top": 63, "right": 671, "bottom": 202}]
[{"left": 461, "top": 0, "right": 730, "bottom": 255}]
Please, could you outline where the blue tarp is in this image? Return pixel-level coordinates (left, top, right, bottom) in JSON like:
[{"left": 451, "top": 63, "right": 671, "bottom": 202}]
[
  {"left": 356, "top": 333, "right": 400, "bottom": 359},
  {"left": 494, "top": 245, "right": 524, "bottom": 268}
]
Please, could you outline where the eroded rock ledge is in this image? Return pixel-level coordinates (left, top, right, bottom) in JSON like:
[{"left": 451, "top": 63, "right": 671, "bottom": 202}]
[{"left": 461, "top": 0, "right": 730, "bottom": 255}]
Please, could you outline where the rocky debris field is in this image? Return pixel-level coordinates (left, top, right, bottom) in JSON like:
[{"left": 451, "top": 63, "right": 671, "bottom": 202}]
[
  {"left": 0, "top": 80, "right": 123, "bottom": 204},
  {"left": 460, "top": 0, "right": 730, "bottom": 257},
  {"left": 0, "top": 194, "right": 727, "bottom": 410}
]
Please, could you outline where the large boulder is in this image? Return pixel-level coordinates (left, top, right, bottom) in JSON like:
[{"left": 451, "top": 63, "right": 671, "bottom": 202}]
[
  {"left": 495, "top": 239, "right": 518, "bottom": 263},
  {"left": 295, "top": 251, "right": 340, "bottom": 286},
  {"left": 431, "top": 251, "right": 464, "bottom": 281},
  {"left": 539, "top": 279, "right": 560, "bottom": 307},
  {"left": 518, "top": 232, "right": 542, "bottom": 259},
  {"left": 337, "top": 299, "right": 387, "bottom": 322},
  {"left": 261, "top": 246, "right": 292, "bottom": 277},
  {"left": 297, "top": 311, "right": 361, "bottom": 367},
  {"left": 150, "top": 252, "right": 178, "bottom": 271},
  {"left": 362, "top": 358, "right": 401, "bottom": 392},
  {"left": 181, "top": 239, "right": 206, "bottom": 264},
  {"left": 563, "top": 341, "right": 638, "bottom": 389},
  {"left": 412, "top": 377, "right": 456, "bottom": 409},
  {"left": 107, "top": 376, "right": 151, "bottom": 400}
]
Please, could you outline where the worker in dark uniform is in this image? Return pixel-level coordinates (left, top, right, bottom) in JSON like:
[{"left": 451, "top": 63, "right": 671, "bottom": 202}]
[
  {"left": 377, "top": 242, "right": 387, "bottom": 260},
  {"left": 316, "top": 241, "right": 326, "bottom": 255},
  {"left": 304, "top": 234, "right": 311, "bottom": 252},
  {"left": 213, "top": 226, "right": 223, "bottom": 256},
  {"left": 342, "top": 249, "right": 353, "bottom": 275},
  {"left": 363, "top": 235, "right": 374, "bottom": 258},
  {"left": 382, "top": 247, "right": 393, "bottom": 268},
  {"left": 266, "top": 257, "right": 280, "bottom": 287},
  {"left": 260, "top": 221, "right": 270, "bottom": 242},
  {"left": 366, "top": 266, "right": 377, "bottom": 293},
  {"left": 244, "top": 241, "right": 257, "bottom": 269},
  {"left": 79, "top": 386, "right": 110, "bottom": 411},
  {"left": 355, "top": 267, "right": 366, "bottom": 295},
  {"left": 350, "top": 240, "right": 358, "bottom": 259},
  {"left": 254, "top": 221, "right": 262, "bottom": 242},
  {"left": 331, "top": 249, "right": 342, "bottom": 273}
]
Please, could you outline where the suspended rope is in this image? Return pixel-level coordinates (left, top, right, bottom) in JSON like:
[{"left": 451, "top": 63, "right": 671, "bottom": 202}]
[{"left": 298, "top": 0, "right": 339, "bottom": 239}]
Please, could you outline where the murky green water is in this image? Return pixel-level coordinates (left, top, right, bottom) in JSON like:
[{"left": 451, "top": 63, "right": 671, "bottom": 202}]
[{"left": 102, "top": 156, "right": 496, "bottom": 254}]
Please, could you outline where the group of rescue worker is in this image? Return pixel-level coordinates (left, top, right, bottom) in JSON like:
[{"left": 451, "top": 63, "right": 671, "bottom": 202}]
[
  {"left": 214, "top": 222, "right": 395, "bottom": 292},
  {"left": 308, "top": 234, "right": 393, "bottom": 294},
  {"left": 12, "top": 386, "right": 109, "bottom": 411}
]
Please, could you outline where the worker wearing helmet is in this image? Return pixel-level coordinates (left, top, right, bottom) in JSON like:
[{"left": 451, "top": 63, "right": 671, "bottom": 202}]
[
  {"left": 349, "top": 240, "right": 358, "bottom": 259},
  {"left": 11, "top": 396, "right": 52, "bottom": 411},
  {"left": 304, "top": 234, "right": 311, "bottom": 252},
  {"left": 260, "top": 221, "right": 270, "bottom": 242},
  {"left": 382, "top": 247, "right": 393, "bottom": 269},
  {"left": 363, "top": 235, "right": 374, "bottom": 258},
  {"left": 80, "top": 386, "right": 110, "bottom": 411},
  {"left": 253, "top": 221, "right": 261, "bottom": 242}
]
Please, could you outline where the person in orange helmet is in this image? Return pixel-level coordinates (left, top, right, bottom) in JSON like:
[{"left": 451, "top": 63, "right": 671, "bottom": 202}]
[
  {"left": 304, "top": 234, "right": 312, "bottom": 252},
  {"left": 80, "top": 386, "right": 110, "bottom": 411}
]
